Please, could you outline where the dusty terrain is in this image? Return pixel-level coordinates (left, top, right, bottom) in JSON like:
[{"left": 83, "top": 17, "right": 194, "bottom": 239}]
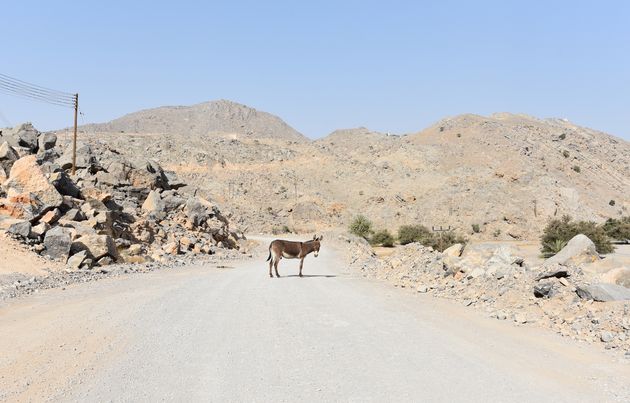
[
  {"left": 2, "top": 238, "right": 630, "bottom": 402},
  {"left": 60, "top": 104, "right": 630, "bottom": 239}
]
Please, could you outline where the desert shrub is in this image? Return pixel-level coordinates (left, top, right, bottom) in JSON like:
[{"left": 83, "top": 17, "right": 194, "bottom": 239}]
[
  {"left": 272, "top": 225, "right": 291, "bottom": 235},
  {"left": 493, "top": 229, "right": 501, "bottom": 237},
  {"left": 349, "top": 215, "right": 373, "bottom": 239},
  {"left": 603, "top": 217, "right": 630, "bottom": 242},
  {"left": 371, "top": 230, "right": 395, "bottom": 247},
  {"left": 609, "top": 200, "right": 616, "bottom": 206},
  {"left": 456, "top": 133, "right": 462, "bottom": 138},
  {"left": 540, "top": 215, "right": 614, "bottom": 255},
  {"left": 562, "top": 150, "right": 570, "bottom": 158},
  {"left": 559, "top": 133, "right": 566, "bottom": 140},
  {"left": 398, "top": 224, "right": 432, "bottom": 245},
  {"left": 572, "top": 165, "right": 581, "bottom": 173},
  {"left": 426, "top": 231, "right": 467, "bottom": 252},
  {"left": 471, "top": 223, "right": 480, "bottom": 233}
]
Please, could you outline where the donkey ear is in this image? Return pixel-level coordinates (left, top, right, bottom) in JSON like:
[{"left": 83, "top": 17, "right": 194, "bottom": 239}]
[
  {"left": 313, "top": 234, "right": 317, "bottom": 240},
  {"left": 318, "top": 235, "right": 324, "bottom": 241}
]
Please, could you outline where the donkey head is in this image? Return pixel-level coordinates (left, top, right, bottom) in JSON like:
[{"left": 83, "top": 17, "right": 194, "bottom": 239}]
[{"left": 311, "top": 234, "right": 323, "bottom": 257}]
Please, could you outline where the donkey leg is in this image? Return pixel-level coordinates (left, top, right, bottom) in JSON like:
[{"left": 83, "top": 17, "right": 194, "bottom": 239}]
[
  {"left": 269, "top": 258, "right": 274, "bottom": 278},
  {"left": 299, "top": 258, "right": 304, "bottom": 277},
  {"left": 274, "top": 259, "right": 281, "bottom": 277}
]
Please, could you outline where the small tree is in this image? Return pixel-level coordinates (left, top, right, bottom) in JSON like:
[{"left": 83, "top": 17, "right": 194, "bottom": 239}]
[
  {"left": 603, "top": 217, "right": 630, "bottom": 242},
  {"left": 371, "top": 230, "right": 395, "bottom": 247},
  {"left": 398, "top": 224, "right": 432, "bottom": 245},
  {"left": 349, "top": 215, "right": 373, "bottom": 239}
]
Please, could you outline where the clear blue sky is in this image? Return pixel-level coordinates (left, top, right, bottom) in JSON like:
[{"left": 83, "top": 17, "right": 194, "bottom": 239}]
[{"left": 1, "top": 0, "right": 629, "bottom": 139}]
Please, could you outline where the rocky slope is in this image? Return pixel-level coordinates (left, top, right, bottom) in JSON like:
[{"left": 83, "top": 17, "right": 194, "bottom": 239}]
[
  {"left": 65, "top": 109, "right": 629, "bottom": 240},
  {"left": 0, "top": 123, "right": 242, "bottom": 273},
  {"left": 79, "top": 99, "right": 308, "bottom": 143}
]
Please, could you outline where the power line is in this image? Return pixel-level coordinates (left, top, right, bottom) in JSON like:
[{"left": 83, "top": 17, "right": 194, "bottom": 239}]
[{"left": 0, "top": 73, "right": 76, "bottom": 108}]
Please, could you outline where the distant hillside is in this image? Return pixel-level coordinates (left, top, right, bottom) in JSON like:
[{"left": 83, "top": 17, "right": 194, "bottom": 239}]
[
  {"left": 79, "top": 100, "right": 308, "bottom": 142},
  {"left": 61, "top": 111, "right": 630, "bottom": 238}
]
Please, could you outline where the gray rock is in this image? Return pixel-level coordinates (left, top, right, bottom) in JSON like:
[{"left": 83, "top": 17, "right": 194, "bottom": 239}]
[
  {"left": 49, "top": 171, "right": 81, "bottom": 198},
  {"left": 63, "top": 208, "right": 86, "bottom": 222},
  {"left": 31, "top": 222, "right": 51, "bottom": 238},
  {"left": 534, "top": 283, "right": 555, "bottom": 298},
  {"left": 0, "top": 141, "right": 19, "bottom": 172},
  {"left": 576, "top": 284, "right": 630, "bottom": 302},
  {"left": 6, "top": 219, "right": 31, "bottom": 238},
  {"left": 601, "top": 331, "right": 615, "bottom": 343},
  {"left": 545, "top": 234, "right": 600, "bottom": 266},
  {"left": 14, "top": 123, "right": 39, "bottom": 152},
  {"left": 43, "top": 227, "right": 73, "bottom": 260},
  {"left": 535, "top": 264, "right": 570, "bottom": 281},
  {"left": 37, "top": 132, "right": 57, "bottom": 151}
]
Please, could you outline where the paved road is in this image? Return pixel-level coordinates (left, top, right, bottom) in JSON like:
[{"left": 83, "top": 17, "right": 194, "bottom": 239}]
[{"left": 1, "top": 241, "right": 630, "bottom": 402}]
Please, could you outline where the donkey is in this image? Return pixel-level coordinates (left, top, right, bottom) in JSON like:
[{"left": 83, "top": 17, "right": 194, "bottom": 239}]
[{"left": 266, "top": 235, "right": 323, "bottom": 277}]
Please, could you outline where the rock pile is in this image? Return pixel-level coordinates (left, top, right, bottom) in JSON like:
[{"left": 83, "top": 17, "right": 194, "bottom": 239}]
[
  {"left": 343, "top": 233, "right": 630, "bottom": 354},
  {"left": 0, "top": 123, "right": 241, "bottom": 269}
]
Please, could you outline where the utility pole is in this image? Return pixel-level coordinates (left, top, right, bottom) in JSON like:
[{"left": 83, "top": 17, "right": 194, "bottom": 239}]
[{"left": 72, "top": 93, "right": 79, "bottom": 175}]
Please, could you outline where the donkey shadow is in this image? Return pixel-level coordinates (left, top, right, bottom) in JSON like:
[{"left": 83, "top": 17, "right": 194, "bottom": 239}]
[{"left": 283, "top": 274, "right": 337, "bottom": 278}]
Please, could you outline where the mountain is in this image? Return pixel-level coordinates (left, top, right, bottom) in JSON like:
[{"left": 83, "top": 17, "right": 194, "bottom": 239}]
[
  {"left": 79, "top": 100, "right": 308, "bottom": 142},
  {"left": 61, "top": 111, "right": 630, "bottom": 238}
]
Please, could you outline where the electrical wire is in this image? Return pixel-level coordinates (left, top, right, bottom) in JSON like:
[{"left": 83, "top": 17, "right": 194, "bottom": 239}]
[{"left": 0, "top": 73, "right": 76, "bottom": 108}]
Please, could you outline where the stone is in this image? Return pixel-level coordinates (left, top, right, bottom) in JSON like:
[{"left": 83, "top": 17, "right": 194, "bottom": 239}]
[
  {"left": 185, "top": 197, "right": 215, "bottom": 227},
  {"left": 30, "top": 222, "right": 51, "bottom": 238},
  {"left": 545, "top": 234, "right": 600, "bottom": 266},
  {"left": 0, "top": 141, "right": 19, "bottom": 173},
  {"left": 58, "top": 143, "right": 95, "bottom": 170},
  {"left": 43, "top": 227, "right": 73, "bottom": 260},
  {"left": 163, "top": 241, "right": 179, "bottom": 255},
  {"left": 0, "top": 155, "right": 63, "bottom": 220},
  {"left": 95, "top": 171, "right": 120, "bottom": 187},
  {"left": 2, "top": 218, "right": 31, "bottom": 238},
  {"left": 467, "top": 267, "right": 485, "bottom": 279},
  {"left": 63, "top": 208, "right": 86, "bottom": 222},
  {"left": 534, "top": 283, "right": 555, "bottom": 298},
  {"left": 71, "top": 233, "right": 119, "bottom": 261},
  {"left": 442, "top": 243, "right": 464, "bottom": 258},
  {"left": 576, "top": 284, "right": 630, "bottom": 302},
  {"left": 49, "top": 171, "right": 81, "bottom": 198},
  {"left": 416, "top": 285, "right": 428, "bottom": 293},
  {"left": 40, "top": 208, "right": 61, "bottom": 225},
  {"left": 97, "top": 256, "right": 114, "bottom": 266},
  {"left": 601, "top": 331, "right": 615, "bottom": 343},
  {"left": 37, "top": 132, "right": 57, "bottom": 151},
  {"left": 66, "top": 250, "right": 88, "bottom": 269},
  {"left": 142, "top": 190, "right": 165, "bottom": 214},
  {"left": 13, "top": 123, "right": 39, "bottom": 152},
  {"left": 535, "top": 264, "right": 570, "bottom": 281}
]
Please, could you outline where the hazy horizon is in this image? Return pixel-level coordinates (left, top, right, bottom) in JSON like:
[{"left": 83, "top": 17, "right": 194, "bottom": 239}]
[{"left": 1, "top": 1, "right": 629, "bottom": 140}]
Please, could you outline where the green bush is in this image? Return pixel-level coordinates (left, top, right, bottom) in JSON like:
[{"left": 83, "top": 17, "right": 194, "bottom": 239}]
[
  {"left": 471, "top": 223, "right": 480, "bottom": 233},
  {"left": 572, "top": 165, "right": 581, "bottom": 173},
  {"left": 540, "top": 215, "right": 614, "bottom": 255},
  {"left": 349, "top": 215, "right": 373, "bottom": 239},
  {"left": 397, "top": 224, "right": 432, "bottom": 245},
  {"left": 397, "top": 225, "right": 466, "bottom": 252},
  {"left": 603, "top": 217, "right": 630, "bottom": 242},
  {"left": 371, "top": 230, "right": 395, "bottom": 247}
]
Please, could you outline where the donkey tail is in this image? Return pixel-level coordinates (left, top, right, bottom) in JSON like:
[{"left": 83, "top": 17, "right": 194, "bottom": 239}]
[{"left": 266, "top": 248, "right": 272, "bottom": 262}]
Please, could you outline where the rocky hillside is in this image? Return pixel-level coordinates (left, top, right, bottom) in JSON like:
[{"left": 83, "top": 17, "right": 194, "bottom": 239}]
[
  {"left": 0, "top": 123, "right": 242, "bottom": 271},
  {"left": 79, "top": 100, "right": 308, "bottom": 143},
  {"left": 61, "top": 108, "right": 629, "bottom": 240}
]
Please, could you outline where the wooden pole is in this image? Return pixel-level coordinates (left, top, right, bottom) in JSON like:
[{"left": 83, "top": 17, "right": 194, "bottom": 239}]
[{"left": 72, "top": 93, "right": 78, "bottom": 175}]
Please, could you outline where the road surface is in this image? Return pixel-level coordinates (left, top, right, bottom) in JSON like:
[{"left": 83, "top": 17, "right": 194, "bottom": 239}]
[{"left": 1, "top": 240, "right": 629, "bottom": 402}]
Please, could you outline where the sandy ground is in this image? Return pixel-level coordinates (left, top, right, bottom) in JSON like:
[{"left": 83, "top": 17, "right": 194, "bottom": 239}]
[
  {"left": 1, "top": 238, "right": 629, "bottom": 402},
  {"left": 0, "top": 234, "right": 61, "bottom": 277}
]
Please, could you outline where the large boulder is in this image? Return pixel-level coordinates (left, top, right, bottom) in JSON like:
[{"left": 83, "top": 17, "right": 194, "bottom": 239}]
[
  {"left": 544, "top": 234, "right": 600, "bottom": 266},
  {"left": 185, "top": 197, "right": 216, "bottom": 227},
  {"left": 12, "top": 123, "right": 39, "bottom": 153},
  {"left": 576, "top": 283, "right": 630, "bottom": 302},
  {"left": 0, "top": 218, "right": 31, "bottom": 238},
  {"left": 43, "top": 226, "right": 73, "bottom": 260},
  {"left": 49, "top": 171, "right": 81, "bottom": 198},
  {"left": 71, "top": 233, "right": 119, "bottom": 261},
  {"left": 37, "top": 132, "right": 57, "bottom": 151},
  {"left": 0, "top": 155, "right": 63, "bottom": 220}
]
